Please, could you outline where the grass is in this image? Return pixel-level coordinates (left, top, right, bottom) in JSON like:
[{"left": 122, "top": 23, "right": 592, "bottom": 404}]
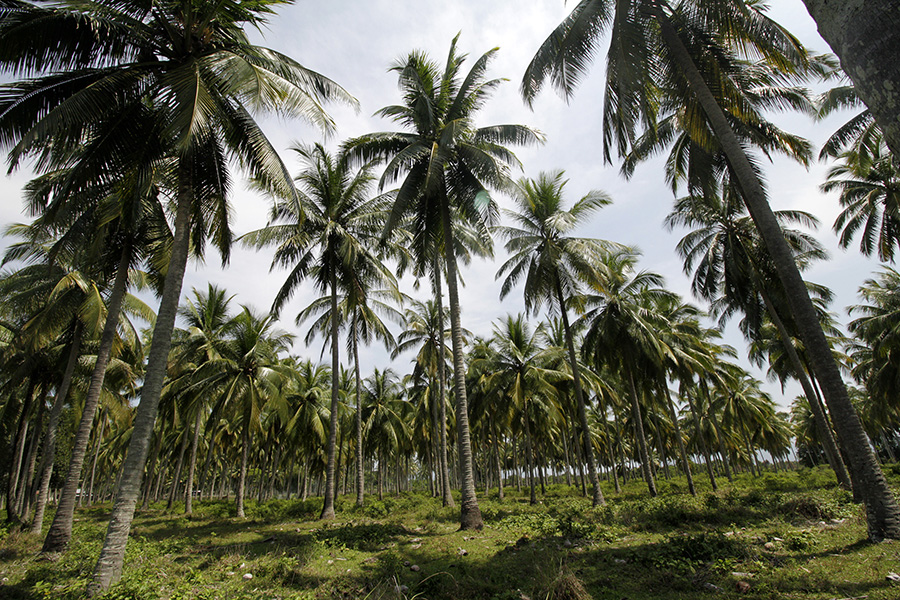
[{"left": 2, "top": 466, "right": 900, "bottom": 599}]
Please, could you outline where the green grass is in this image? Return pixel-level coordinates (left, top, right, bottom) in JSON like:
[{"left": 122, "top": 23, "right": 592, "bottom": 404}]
[{"left": 3, "top": 467, "right": 900, "bottom": 599}]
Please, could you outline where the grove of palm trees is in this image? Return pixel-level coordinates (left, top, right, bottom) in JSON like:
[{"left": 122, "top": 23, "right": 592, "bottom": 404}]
[{"left": 2, "top": 0, "right": 900, "bottom": 598}]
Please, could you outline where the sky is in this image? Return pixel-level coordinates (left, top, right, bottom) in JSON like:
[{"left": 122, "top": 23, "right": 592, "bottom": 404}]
[{"left": 0, "top": 0, "right": 881, "bottom": 410}]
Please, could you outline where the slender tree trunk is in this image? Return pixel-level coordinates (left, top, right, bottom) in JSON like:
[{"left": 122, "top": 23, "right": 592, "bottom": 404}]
[
  {"left": 493, "top": 423, "right": 504, "bottom": 501},
  {"left": 656, "top": 5, "right": 900, "bottom": 539},
  {"left": 626, "top": 370, "right": 657, "bottom": 497},
  {"left": 43, "top": 249, "right": 130, "bottom": 553},
  {"left": 439, "top": 198, "right": 480, "bottom": 528},
  {"left": 685, "top": 387, "right": 717, "bottom": 491},
  {"left": 524, "top": 408, "right": 536, "bottom": 505},
  {"left": 707, "top": 398, "right": 734, "bottom": 483},
  {"left": 87, "top": 164, "right": 194, "bottom": 595},
  {"left": 166, "top": 431, "right": 189, "bottom": 511},
  {"left": 236, "top": 425, "right": 250, "bottom": 518},
  {"left": 319, "top": 274, "right": 341, "bottom": 520},
  {"left": 87, "top": 410, "right": 107, "bottom": 506},
  {"left": 19, "top": 399, "right": 45, "bottom": 518},
  {"left": 351, "top": 318, "right": 365, "bottom": 507},
  {"left": 433, "top": 262, "right": 456, "bottom": 508},
  {"left": 662, "top": 382, "right": 695, "bottom": 496},
  {"left": 758, "top": 289, "right": 851, "bottom": 489},
  {"left": 184, "top": 410, "right": 202, "bottom": 515},
  {"left": 556, "top": 282, "right": 604, "bottom": 506},
  {"left": 31, "top": 329, "right": 82, "bottom": 533},
  {"left": 6, "top": 378, "right": 36, "bottom": 526}
]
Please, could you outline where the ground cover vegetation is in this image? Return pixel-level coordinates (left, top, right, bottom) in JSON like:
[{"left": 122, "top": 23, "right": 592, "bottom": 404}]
[{"left": 2, "top": 0, "right": 900, "bottom": 597}]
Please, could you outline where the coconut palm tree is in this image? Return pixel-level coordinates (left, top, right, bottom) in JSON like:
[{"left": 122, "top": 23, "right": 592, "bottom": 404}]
[
  {"left": 580, "top": 249, "right": 676, "bottom": 496},
  {"left": 242, "top": 142, "right": 392, "bottom": 519},
  {"left": 480, "top": 316, "right": 568, "bottom": 503},
  {"left": 495, "top": 170, "right": 612, "bottom": 506},
  {"left": 0, "top": 0, "right": 354, "bottom": 584},
  {"left": 822, "top": 133, "right": 900, "bottom": 263},
  {"left": 393, "top": 299, "right": 459, "bottom": 506},
  {"left": 192, "top": 307, "right": 292, "bottom": 517},
  {"left": 344, "top": 35, "right": 542, "bottom": 529},
  {"left": 524, "top": 0, "right": 900, "bottom": 537},
  {"left": 664, "top": 188, "right": 851, "bottom": 489}
]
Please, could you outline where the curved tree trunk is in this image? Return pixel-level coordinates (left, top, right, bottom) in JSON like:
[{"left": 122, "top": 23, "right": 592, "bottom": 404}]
[
  {"left": 439, "top": 196, "right": 481, "bottom": 529},
  {"left": 43, "top": 249, "right": 131, "bottom": 553},
  {"left": 801, "top": 1, "right": 900, "bottom": 160},
  {"left": 433, "top": 261, "right": 456, "bottom": 508},
  {"left": 556, "top": 281, "right": 604, "bottom": 506},
  {"left": 626, "top": 369, "right": 657, "bottom": 497},
  {"left": 320, "top": 274, "right": 340, "bottom": 520},
  {"left": 656, "top": 5, "right": 900, "bottom": 539},
  {"left": 87, "top": 165, "right": 194, "bottom": 595}
]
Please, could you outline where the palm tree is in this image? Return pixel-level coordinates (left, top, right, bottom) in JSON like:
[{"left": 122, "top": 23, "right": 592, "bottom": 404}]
[
  {"left": 170, "top": 285, "right": 235, "bottom": 515},
  {"left": 822, "top": 133, "right": 900, "bottom": 263},
  {"left": 524, "top": 0, "right": 900, "bottom": 537},
  {"left": 495, "top": 170, "right": 612, "bottom": 506},
  {"left": 473, "top": 315, "right": 568, "bottom": 504},
  {"left": 1, "top": 0, "right": 355, "bottom": 586},
  {"left": 344, "top": 35, "right": 542, "bottom": 529},
  {"left": 362, "top": 368, "right": 408, "bottom": 501},
  {"left": 580, "top": 249, "right": 676, "bottom": 497},
  {"left": 393, "top": 299, "right": 458, "bottom": 506},
  {"left": 243, "top": 142, "right": 392, "bottom": 519},
  {"left": 193, "top": 307, "right": 292, "bottom": 517},
  {"left": 664, "top": 188, "right": 851, "bottom": 489}
]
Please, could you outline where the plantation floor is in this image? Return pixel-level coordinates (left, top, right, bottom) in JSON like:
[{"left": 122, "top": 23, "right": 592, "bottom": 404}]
[{"left": 3, "top": 467, "right": 900, "bottom": 599}]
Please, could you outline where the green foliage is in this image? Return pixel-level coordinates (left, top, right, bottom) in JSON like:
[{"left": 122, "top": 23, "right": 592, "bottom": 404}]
[{"left": 313, "top": 523, "right": 407, "bottom": 551}]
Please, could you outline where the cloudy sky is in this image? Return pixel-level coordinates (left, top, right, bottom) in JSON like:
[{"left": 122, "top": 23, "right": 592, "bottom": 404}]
[{"left": 0, "top": 0, "right": 879, "bottom": 409}]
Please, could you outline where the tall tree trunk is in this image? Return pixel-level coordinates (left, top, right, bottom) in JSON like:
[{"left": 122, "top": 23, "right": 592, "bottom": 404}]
[
  {"left": 523, "top": 407, "right": 536, "bottom": 505},
  {"left": 685, "top": 386, "right": 717, "bottom": 491},
  {"left": 236, "top": 424, "right": 250, "bottom": 518},
  {"left": 439, "top": 197, "right": 479, "bottom": 528},
  {"left": 166, "top": 431, "right": 189, "bottom": 510},
  {"left": 184, "top": 410, "right": 202, "bottom": 515},
  {"left": 493, "top": 423, "right": 504, "bottom": 501},
  {"left": 320, "top": 274, "right": 340, "bottom": 520},
  {"left": 626, "top": 370, "right": 657, "bottom": 497},
  {"left": 433, "top": 261, "right": 455, "bottom": 508},
  {"left": 87, "top": 409, "right": 108, "bottom": 506},
  {"left": 6, "top": 378, "right": 36, "bottom": 526},
  {"left": 758, "top": 289, "right": 851, "bottom": 489},
  {"left": 656, "top": 5, "right": 900, "bottom": 539},
  {"left": 87, "top": 164, "right": 194, "bottom": 595},
  {"left": 800, "top": 1, "right": 900, "bottom": 159},
  {"left": 706, "top": 398, "right": 734, "bottom": 483},
  {"left": 43, "top": 249, "right": 130, "bottom": 553},
  {"left": 353, "top": 316, "right": 365, "bottom": 507},
  {"left": 19, "top": 398, "right": 45, "bottom": 518},
  {"left": 662, "top": 382, "right": 695, "bottom": 496},
  {"left": 31, "top": 330, "right": 82, "bottom": 533},
  {"left": 556, "top": 282, "right": 604, "bottom": 506}
]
